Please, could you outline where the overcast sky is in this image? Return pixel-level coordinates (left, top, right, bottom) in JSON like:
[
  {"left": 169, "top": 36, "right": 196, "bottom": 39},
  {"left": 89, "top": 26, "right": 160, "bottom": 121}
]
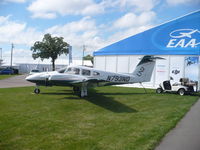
[{"left": 0, "top": 0, "right": 200, "bottom": 64}]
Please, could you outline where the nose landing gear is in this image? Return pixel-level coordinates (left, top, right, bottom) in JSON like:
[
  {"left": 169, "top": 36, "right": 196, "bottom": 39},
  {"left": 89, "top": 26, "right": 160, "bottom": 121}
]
[
  {"left": 34, "top": 85, "right": 40, "bottom": 94},
  {"left": 34, "top": 88, "right": 40, "bottom": 94}
]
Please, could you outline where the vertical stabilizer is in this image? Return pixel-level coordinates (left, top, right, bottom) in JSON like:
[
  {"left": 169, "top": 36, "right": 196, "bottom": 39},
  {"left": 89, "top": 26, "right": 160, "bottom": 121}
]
[{"left": 132, "top": 56, "right": 161, "bottom": 83}]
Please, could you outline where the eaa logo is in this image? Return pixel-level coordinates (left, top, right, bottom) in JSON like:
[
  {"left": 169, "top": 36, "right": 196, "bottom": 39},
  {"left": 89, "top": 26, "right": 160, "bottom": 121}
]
[{"left": 166, "top": 29, "right": 200, "bottom": 48}]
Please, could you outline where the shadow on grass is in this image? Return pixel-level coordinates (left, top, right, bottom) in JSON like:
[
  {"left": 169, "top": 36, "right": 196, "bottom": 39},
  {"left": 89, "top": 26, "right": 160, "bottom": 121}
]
[
  {"left": 42, "top": 89, "right": 137, "bottom": 113},
  {"left": 71, "top": 89, "right": 137, "bottom": 113},
  {"left": 99, "top": 92, "right": 154, "bottom": 96},
  {"left": 84, "top": 94, "right": 137, "bottom": 113},
  {"left": 41, "top": 92, "right": 72, "bottom": 95},
  {"left": 60, "top": 89, "right": 73, "bottom": 92},
  {"left": 191, "top": 93, "right": 200, "bottom": 97},
  {"left": 41, "top": 89, "right": 72, "bottom": 95}
]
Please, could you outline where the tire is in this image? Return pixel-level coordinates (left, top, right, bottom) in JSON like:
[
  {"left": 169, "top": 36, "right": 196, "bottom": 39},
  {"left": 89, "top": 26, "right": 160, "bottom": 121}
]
[
  {"left": 178, "top": 88, "right": 185, "bottom": 96},
  {"left": 156, "top": 88, "right": 163, "bottom": 94},
  {"left": 34, "top": 88, "right": 40, "bottom": 94}
]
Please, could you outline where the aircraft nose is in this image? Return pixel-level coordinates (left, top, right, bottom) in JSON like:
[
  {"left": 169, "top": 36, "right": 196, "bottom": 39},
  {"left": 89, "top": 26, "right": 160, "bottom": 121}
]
[
  {"left": 26, "top": 73, "right": 44, "bottom": 83},
  {"left": 26, "top": 75, "right": 31, "bottom": 81},
  {"left": 26, "top": 75, "right": 35, "bottom": 81}
]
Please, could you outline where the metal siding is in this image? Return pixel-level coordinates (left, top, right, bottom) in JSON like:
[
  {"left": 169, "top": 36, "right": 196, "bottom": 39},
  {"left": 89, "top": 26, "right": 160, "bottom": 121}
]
[
  {"left": 128, "top": 56, "right": 141, "bottom": 73},
  {"left": 155, "top": 56, "right": 170, "bottom": 85},
  {"left": 169, "top": 56, "right": 185, "bottom": 82},
  {"left": 94, "top": 56, "right": 106, "bottom": 71},
  {"left": 117, "top": 56, "right": 129, "bottom": 73},
  {"left": 105, "top": 56, "right": 117, "bottom": 72}
]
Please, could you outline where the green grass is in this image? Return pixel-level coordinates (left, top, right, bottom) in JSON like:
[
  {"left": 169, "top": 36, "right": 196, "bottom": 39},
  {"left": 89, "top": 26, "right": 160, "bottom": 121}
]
[
  {"left": 0, "top": 75, "right": 17, "bottom": 80},
  {"left": 0, "top": 86, "right": 199, "bottom": 150}
]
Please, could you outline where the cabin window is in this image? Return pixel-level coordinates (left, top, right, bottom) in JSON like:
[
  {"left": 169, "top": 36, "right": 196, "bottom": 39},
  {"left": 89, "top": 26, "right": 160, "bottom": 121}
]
[
  {"left": 82, "top": 69, "right": 91, "bottom": 76},
  {"left": 93, "top": 71, "right": 100, "bottom": 76},
  {"left": 66, "top": 67, "right": 80, "bottom": 75},
  {"left": 73, "top": 68, "right": 80, "bottom": 75}
]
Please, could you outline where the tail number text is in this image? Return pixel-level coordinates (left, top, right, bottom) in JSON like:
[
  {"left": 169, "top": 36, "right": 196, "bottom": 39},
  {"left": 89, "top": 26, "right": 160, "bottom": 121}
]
[{"left": 107, "top": 76, "right": 130, "bottom": 82}]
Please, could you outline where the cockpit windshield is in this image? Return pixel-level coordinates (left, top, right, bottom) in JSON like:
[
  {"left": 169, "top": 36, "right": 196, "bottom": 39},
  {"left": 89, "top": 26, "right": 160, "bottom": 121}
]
[
  {"left": 65, "top": 67, "right": 80, "bottom": 75},
  {"left": 58, "top": 68, "right": 67, "bottom": 73}
]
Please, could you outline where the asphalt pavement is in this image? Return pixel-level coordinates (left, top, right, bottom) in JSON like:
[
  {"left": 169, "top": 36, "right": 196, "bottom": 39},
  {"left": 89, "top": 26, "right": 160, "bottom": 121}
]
[
  {"left": 155, "top": 98, "right": 200, "bottom": 150},
  {"left": 0, "top": 74, "right": 34, "bottom": 88}
]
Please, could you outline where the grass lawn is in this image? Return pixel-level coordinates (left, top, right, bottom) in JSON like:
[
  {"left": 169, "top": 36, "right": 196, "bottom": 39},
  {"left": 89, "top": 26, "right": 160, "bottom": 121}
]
[
  {"left": 0, "top": 86, "right": 199, "bottom": 150},
  {"left": 0, "top": 75, "right": 17, "bottom": 80}
]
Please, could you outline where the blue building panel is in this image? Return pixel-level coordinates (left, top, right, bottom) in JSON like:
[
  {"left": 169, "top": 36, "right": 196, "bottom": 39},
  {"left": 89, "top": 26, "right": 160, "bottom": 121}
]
[{"left": 94, "top": 10, "right": 200, "bottom": 56}]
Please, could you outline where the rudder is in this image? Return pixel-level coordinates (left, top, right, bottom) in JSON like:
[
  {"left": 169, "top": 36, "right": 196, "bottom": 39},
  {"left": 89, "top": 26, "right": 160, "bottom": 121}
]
[{"left": 132, "top": 56, "right": 156, "bottom": 83}]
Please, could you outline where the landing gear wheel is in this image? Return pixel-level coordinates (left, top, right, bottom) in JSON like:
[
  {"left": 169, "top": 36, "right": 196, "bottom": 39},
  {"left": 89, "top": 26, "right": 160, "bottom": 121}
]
[
  {"left": 156, "top": 88, "right": 163, "bottom": 94},
  {"left": 34, "top": 88, "right": 40, "bottom": 94},
  {"left": 178, "top": 89, "right": 185, "bottom": 96}
]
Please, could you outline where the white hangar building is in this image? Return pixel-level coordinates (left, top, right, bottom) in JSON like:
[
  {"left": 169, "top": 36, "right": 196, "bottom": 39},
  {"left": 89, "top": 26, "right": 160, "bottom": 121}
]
[{"left": 93, "top": 10, "right": 200, "bottom": 88}]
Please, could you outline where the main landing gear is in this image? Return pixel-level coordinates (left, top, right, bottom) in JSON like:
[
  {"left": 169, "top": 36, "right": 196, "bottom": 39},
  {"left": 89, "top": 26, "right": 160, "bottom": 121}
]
[{"left": 73, "top": 85, "right": 88, "bottom": 98}]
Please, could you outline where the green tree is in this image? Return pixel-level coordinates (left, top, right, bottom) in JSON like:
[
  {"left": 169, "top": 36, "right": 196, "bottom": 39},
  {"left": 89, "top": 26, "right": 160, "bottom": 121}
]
[
  {"left": 83, "top": 54, "right": 93, "bottom": 64},
  {"left": 31, "top": 33, "right": 69, "bottom": 71}
]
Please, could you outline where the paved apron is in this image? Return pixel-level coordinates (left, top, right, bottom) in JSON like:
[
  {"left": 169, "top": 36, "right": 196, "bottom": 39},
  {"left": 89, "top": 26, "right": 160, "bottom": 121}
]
[
  {"left": 0, "top": 74, "right": 34, "bottom": 88},
  {"left": 155, "top": 99, "right": 200, "bottom": 150}
]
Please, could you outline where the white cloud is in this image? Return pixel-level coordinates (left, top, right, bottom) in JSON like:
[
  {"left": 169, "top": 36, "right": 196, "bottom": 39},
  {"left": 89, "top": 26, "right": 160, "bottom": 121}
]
[
  {"left": 0, "top": 0, "right": 158, "bottom": 60},
  {"left": 81, "top": 3, "right": 104, "bottom": 15},
  {"left": 113, "top": 11, "right": 156, "bottom": 29},
  {"left": 113, "top": 13, "right": 137, "bottom": 29},
  {"left": 115, "top": 0, "right": 159, "bottom": 12},
  {"left": 27, "top": 0, "right": 104, "bottom": 19},
  {"left": 107, "top": 25, "right": 153, "bottom": 47},
  {"left": 103, "top": 10, "right": 156, "bottom": 49},
  {"left": 31, "top": 12, "right": 57, "bottom": 19},
  {"left": 26, "top": 0, "right": 157, "bottom": 19},
  {"left": 166, "top": 0, "right": 200, "bottom": 5},
  {"left": 2, "top": 48, "right": 55, "bottom": 65},
  {"left": 0, "top": 15, "right": 105, "bottom": 60},
  {"left": 45, "top": 17, "right": 105, "bottom": 52},
  {"left": 27, "top": 0, "right": 159, "bottom": 20},
  {"left": 2, "top": 48, "right": 31, "bottom": 65},
  {"left": 3, "top": 0, "right": 26, "bottom": 3},
  {"left": 0, "top": 15, "right": 11, "bottom": 23},
  {"left": 44, "top": 11, "right": 156, "bottom": 52},
  {"left": 0, "top": 16, "right": 43, "bottom": 45},
  {"left": 46, "top": 17, "right": 97, "bottom": 33},
  {"left": 2, "top": 48, "right": 93, "bottom": 66}
]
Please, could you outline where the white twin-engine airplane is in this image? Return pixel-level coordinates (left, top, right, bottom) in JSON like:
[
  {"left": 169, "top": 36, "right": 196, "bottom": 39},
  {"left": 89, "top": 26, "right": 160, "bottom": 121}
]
[{"left": 26, "top": 55, "right": 163, "bottom": 97}]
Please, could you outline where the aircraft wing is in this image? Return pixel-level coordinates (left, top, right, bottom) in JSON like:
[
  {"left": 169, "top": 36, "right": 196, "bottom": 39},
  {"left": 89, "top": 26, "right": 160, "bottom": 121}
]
[{"left": 70, "top": 78, "right": 107, "bottom": 87}]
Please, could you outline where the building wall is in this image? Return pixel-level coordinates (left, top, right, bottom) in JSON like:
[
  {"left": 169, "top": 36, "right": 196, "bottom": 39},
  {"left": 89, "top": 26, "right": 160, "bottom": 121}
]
[
  {"left": 18, "top": 64, "right": 66, "bottom": 74},
  {"left": 16, "top": 60, "right": 93, "bottom": 74},
  {"left": 94, "top": 55, "right": 200, "bottom": 89}
]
